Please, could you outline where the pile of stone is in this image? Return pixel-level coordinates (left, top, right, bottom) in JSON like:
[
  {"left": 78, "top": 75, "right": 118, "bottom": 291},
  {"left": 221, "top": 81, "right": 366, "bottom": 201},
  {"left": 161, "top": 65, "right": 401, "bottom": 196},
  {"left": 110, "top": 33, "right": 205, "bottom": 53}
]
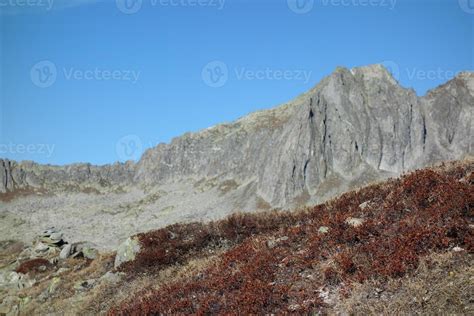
[
  {"left": 32, "top": 227, "right": 65, "bottom": 257},
  {"left": 32, "top": 227, "right": 98, "bottom": 261},
  {"left": 0, "top": 228, "right": 103, "bottom": 315},
  {"left": 39, "top": 227, "right": 66, "bottom": 246}
]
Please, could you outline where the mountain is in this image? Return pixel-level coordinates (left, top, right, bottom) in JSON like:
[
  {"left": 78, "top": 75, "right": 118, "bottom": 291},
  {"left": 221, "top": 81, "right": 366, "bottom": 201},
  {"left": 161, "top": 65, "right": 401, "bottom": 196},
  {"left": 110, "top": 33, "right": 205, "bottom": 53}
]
[{"left": 1, "top": 64, "right": 473, "bottom": 249}]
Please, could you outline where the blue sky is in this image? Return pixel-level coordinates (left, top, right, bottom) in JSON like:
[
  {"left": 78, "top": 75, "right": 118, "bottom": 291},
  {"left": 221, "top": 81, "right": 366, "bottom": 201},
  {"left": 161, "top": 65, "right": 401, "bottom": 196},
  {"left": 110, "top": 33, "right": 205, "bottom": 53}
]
[{"left": 0, "top": 0, "right": 473, "bottom": 165}]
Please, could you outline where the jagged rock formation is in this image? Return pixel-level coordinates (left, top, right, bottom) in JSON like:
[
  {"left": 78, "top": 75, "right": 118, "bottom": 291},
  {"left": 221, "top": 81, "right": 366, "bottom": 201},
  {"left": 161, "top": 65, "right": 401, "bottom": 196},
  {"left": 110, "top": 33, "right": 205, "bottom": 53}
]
[
  {"left": 0, "top": 65, "right": 472, "bottom": 248},
  {"left": 135, "top": 66, "right": 473, "bottom": 206},
  {"left": 0, "top": 160, "right": 135, "bottom": 194}
]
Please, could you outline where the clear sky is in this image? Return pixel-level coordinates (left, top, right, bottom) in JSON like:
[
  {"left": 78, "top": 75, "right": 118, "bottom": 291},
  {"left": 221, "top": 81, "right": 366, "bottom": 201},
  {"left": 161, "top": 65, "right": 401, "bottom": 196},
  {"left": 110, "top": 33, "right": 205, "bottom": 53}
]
[{"left": 0, "top": 0, "right": 473, "bottom": 165}]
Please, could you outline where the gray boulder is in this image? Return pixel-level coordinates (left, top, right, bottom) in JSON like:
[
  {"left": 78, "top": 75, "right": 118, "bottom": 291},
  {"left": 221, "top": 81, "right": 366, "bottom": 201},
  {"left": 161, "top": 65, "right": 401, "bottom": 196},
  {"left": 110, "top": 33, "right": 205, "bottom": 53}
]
[
  {"left": 59, "top": 244, "right": 72, "bottom": 259},
  {"left": 114, "top": 237, "right": 141, "bottom": 268}
]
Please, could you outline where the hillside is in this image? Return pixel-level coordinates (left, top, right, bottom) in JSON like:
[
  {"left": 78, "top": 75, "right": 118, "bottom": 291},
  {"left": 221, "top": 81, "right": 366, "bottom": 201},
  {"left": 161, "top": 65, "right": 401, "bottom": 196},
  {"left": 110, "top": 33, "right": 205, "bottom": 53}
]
[
  {"left": 1, "top": 65, "right": 473, "bottom": 250},
  {"left": 1, "top": 159, "right": 472, "bottom": 314}
]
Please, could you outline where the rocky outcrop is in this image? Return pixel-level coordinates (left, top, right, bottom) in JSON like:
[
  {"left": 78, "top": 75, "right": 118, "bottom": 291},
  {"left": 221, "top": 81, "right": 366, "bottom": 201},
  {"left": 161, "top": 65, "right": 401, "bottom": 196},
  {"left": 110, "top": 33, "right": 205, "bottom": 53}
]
[
  {"left": 134, "top": 65, "right": 473, "bottom": 207},
  {"left": 114, "top": 237, "right": 140, "bottom": 268},
  {"left": 422, "top": 72, "right": 474, "bottom": 161},
  {"left": 0, "top": 159, "right": 14, "bottom": 193},
  {"left": 0, "top": 159, "right": 136, "bottom": 194}
]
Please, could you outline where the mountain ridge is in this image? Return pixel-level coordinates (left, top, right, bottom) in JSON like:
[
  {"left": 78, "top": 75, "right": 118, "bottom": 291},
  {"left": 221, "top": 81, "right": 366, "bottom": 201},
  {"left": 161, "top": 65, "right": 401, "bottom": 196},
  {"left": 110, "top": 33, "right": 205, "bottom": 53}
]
[
  {"left": 1, "top": 64, "right": 472, "bottom": 249},
  {"left": 2, "top": 64, "right": 470, "bottom": 167}
]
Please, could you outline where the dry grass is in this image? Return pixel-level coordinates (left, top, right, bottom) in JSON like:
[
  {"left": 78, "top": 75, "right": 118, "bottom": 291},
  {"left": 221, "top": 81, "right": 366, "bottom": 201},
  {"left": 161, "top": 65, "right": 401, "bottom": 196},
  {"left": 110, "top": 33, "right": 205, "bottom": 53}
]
[
  {"left": 81, "top": 252, "right": 224, "bottom": 315},
  {"left": 0, "top": 187, "right": 48, "bottom": 202},
  {"left": 109, "top": 160, "right": 473, "bottom": 314},
  {"left": 4, "top": 159, "right": 472, "bottom": 315},
  {"left": 16, "top": 258, "right": 52, "bottom": 275},
  {"left": 17, "top": 253, "right": 115, "bottom": 315},
  {"left": 0, "top": 240, "right": 25, "bottom": 269},
  {"left": 13, "top": 249, "right": 225, "bottom": 315},
  {"left": 337, "top": 251, "right": 473, "bottom": 315}
]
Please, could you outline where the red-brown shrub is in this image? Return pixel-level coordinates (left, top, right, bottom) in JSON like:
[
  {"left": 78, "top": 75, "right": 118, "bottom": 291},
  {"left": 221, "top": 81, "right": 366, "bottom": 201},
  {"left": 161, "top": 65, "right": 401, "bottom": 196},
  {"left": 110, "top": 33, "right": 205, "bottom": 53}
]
[
  {"left": 16, "top": 258, "right": 52, "bottom": 274},
  {"left": 110, "top": 161, "right": 473, "bottom": 315}
]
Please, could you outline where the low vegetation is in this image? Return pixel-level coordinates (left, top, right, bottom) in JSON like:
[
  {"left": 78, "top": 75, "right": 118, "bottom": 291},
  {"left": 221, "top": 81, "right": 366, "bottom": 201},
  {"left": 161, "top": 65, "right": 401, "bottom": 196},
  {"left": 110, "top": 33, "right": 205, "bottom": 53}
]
[
  {"left": 15, "top": 258, "right": 52, "bottom": 275},
  {"left": 109, "top": 161, "right": 473, "bottom": 314}
]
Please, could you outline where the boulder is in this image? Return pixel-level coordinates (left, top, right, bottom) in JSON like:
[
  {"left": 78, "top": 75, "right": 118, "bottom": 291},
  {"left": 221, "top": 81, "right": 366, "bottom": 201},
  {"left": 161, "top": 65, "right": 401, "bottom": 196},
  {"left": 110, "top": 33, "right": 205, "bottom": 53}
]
[
  {"left": 0, "top": 271, "right": 35, "bottom": 290},
  {"left": 114, "top": 237, "right": 141, "bottom": 268},
  {"left": 345, "top": 217, "right": 365, "bottom": 228},
  {"left": 49, "top": 232, "right": 63, "bottom": 241},
  {"left": 72, "top": 242, "right": 99, "bottom": 259},
  {"left": 34, "top": 242, "right": 49, "bottom": 253},
  {"left": 318, "top": 226, "right": 330, "bottom": 234},
  {"left": 59, "top": 244, "right": 72, "bottom": 259}
]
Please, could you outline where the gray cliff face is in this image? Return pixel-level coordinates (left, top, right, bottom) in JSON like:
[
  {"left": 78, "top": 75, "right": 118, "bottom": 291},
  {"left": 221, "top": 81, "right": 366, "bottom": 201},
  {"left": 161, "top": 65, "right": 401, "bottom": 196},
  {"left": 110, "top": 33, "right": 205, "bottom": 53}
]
[
  {"left": 0, "top": 160, "right": 136, "bottom": 194},
  {"left": 0, "top": 159, "right": 14, "bottom": 193},
  {"left": 421, "top": 72, "right": 474, "bottom": 161},
  {"left": 1, "top": 65, "right": 473, "bottom": 204},
  {"left": 133, "top": 65, "right": 473, "bottom": 207},
  {"left": 0, "top": 65, "right": 472, "bottom": 240}
]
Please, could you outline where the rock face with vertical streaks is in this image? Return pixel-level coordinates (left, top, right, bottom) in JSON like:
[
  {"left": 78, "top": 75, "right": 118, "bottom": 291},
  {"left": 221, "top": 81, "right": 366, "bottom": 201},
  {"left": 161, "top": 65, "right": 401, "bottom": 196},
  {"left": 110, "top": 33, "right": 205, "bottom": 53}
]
[{"left": 133, "top": 65, "right": 473, "bottom": 207}]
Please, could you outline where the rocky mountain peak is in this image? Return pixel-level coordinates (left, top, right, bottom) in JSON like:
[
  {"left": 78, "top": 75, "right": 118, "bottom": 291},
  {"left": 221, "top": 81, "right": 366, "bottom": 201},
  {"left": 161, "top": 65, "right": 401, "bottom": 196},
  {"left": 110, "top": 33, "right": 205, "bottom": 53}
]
[
  {"left": 455, "top": 71, "right": 474, "bottom": 94},
  {"left": 0, "top": 65, "right": 472, "bottom": 249},
  {"left": 350, "top": 64, "right": 397, "bottom": 83}
]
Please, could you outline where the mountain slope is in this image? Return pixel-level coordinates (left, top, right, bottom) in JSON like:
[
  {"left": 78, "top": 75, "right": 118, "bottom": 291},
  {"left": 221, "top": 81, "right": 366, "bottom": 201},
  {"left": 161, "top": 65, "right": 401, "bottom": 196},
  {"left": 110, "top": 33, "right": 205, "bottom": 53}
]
[
  {"left": 3, "top": 159, "right": 471, "bottom": 315},
  {"left": 109, "top": 160, "right": 473, "bottom": 315},
  {"left": 0, "top": 65, "right": 473, "bottom": 248}
]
